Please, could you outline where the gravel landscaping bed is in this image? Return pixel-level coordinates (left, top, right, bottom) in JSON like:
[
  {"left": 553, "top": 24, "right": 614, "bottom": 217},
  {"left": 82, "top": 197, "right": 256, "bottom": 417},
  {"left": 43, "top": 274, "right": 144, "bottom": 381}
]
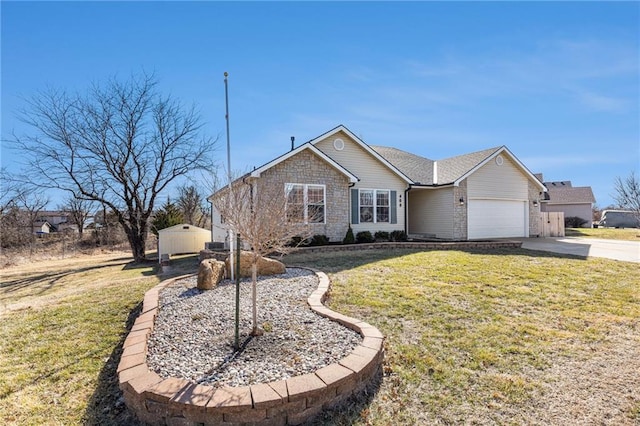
[{"left": 146, "top": 268, "right": 362, "bottom": 387}]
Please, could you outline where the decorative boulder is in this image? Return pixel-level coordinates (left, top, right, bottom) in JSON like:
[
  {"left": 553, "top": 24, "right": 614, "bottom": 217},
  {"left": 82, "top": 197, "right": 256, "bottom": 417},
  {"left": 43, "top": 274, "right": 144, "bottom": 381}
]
[
  {"left": 225, "top": 250, "right": 286, "bottom": 278},
  {"left": 197, "top": 259, "right": 225, "bottom": 290}
]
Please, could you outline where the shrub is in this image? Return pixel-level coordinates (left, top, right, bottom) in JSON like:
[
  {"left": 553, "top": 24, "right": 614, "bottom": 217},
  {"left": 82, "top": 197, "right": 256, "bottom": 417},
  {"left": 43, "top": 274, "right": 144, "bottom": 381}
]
[
  {"left": 356, "top": 231, "right": 374, "bottom": 243},
  {"left": 565, "top": 216, "right": 588, "bottom": 228},
  {"left": 389, "top": 230, "right": 408, "bottom": 242},
  {"left": 309, "top": 234, "right": 329, "bottom": 246},
  {"left": 343, "top": 226, "right": 355, "bottom": 244},
  {"left": 374, "top": 231, "right": 390, "bottom": 242},
  {"left": 288, "top": 236, "right": 308, "bottom": 247}
]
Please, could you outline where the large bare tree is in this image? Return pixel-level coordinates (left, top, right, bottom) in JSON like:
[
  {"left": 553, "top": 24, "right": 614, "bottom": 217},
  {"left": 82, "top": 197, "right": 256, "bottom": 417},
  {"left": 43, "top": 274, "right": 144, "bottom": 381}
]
[
  {"left": 10, "top": 73, "right": 216, "bottom": 262},
  {"left": 212, "top": 178, "right": 314, "bottom": 336}
]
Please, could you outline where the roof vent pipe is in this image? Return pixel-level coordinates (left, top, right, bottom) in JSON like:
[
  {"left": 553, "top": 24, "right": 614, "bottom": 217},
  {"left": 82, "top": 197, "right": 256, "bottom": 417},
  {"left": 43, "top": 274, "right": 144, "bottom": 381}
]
[{"left": 291, "top": 136, "right": 295, "bottom": 151}]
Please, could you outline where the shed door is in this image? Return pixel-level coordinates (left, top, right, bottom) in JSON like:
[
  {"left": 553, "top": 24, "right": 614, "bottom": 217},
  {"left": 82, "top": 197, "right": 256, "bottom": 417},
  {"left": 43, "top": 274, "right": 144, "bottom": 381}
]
[{"left": 468, "top": 200, "right": 528, "bottom": 239}]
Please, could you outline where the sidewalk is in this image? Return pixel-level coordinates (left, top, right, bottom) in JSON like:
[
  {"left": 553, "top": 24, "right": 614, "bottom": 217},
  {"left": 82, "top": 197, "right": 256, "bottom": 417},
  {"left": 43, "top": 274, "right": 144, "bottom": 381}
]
[{"left": 518, "top": 237, "right": 640, "bottom": 263}]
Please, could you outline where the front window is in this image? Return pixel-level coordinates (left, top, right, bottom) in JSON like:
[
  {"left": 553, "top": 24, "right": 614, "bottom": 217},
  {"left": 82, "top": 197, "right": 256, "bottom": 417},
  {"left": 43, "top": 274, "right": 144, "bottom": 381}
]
[
  {"left": 376, "top": 190, "right": 390, "bottom": 223},
  {"left": 359, "top": 190, "right": 374, "bottom": 223},
  {"left": 286, "top": 183, "right": 325, "bottom": 224},
  {"left": 307, "top": 185, "right": 325, "bottom": 223},
  {"left": 359, "top": 189, "right": 390, "bottom": 223},
  {"left": 286, "top": 184, "right": 305, "bottom": 222}
]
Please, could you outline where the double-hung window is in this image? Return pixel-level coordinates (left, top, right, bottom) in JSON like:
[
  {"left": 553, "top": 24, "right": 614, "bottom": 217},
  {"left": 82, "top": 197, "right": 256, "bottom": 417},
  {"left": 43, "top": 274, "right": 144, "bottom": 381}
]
[
  {"left": 376, "top": 190, "right": 390, "bottom": 222},
  {"left": 359, "top": 190, "right": 374, "bottom": 223},
  {"left": 352, "top": 188, "right": 396, "bottom": 224},
  {"left": 285, "top": 183, "right": 325, "bottom": 224},
  {"left": 359, "top": 189, "right": 390, "bottom": 223}
]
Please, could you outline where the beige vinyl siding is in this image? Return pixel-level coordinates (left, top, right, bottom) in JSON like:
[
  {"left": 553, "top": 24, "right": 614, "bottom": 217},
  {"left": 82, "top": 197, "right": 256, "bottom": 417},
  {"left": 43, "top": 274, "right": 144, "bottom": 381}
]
[
  {"left": 315, "top": 131, "right": 407, "bottom": 233},
  {"left": 467, "top": 155, "right": 528, "bottom": 200},
  {"left": 542, "top": 203, "right": 593, "bottom": 227},
  {"left": 211, "top": 205, "right": 226, "bottom": 243},
  {"left": 408, "top": 188, "right": 454, "bottom": 239}
]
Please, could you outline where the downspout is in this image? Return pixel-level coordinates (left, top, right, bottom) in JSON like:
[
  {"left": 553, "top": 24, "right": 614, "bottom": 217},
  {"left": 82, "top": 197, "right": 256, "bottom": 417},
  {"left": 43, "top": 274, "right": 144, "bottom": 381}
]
[
  {"left": 348, "top": 182, "right": 356, "bottom": 226},
  {"left": 209, "top": 198, "right": 214, "bottom": 243},
  {"left": 404, "top": 185, "right": 412, "bottom": 236}
]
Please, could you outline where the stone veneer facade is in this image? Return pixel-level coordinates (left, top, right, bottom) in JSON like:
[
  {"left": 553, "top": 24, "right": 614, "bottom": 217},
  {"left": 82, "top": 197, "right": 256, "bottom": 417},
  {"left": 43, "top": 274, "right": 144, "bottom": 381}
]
[
  {"left": 453, "top": 181, "right": 468, "bottom": 240},
  {"left": 528, "top": 180, "right": 543, "bottom": 237},
  {"left": 255, "top": 150, "right": 351, "bottom": 243}
]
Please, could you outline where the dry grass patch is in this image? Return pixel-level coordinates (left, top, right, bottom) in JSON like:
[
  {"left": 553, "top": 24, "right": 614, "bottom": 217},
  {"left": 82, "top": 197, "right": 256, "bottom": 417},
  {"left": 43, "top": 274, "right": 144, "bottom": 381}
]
[
  {"left": 1, "top": 247, "right": 638, "bottom": 425},
  {"left": 286, "top": 248, "right": 640, "bottom": 425},
  {"left": 0, "top": 253, "right": 199, "bottom": 425},
  {"left": 566, "top": 227, "right": 640, "bottom": 241}
]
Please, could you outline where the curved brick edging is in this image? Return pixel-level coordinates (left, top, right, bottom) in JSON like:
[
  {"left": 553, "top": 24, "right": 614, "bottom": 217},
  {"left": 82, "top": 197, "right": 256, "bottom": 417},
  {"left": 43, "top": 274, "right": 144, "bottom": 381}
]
[{"left": 117, "top": 269, "right": 384, "bottom": 426}]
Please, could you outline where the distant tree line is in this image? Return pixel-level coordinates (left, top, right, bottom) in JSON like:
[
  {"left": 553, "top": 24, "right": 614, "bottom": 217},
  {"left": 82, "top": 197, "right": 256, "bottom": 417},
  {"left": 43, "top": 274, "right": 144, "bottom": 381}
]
[{"left": 1, "top": 171, "right": 212, "bottom": 256}]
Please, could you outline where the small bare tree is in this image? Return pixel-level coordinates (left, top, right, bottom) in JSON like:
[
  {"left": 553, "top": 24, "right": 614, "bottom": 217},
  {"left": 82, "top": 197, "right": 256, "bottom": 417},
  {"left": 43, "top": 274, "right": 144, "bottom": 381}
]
[
  {"left": 14, "top": 188, "right": 50, "bottom": 255},
  {"left": 59, "top": 196, "right": 94, "bottom": 239},
  {"left": 212, "top": 177, "right": 314, "bottom": 336},
  {"left": 613, "top": 171, "right": 640, "bottom": 221},
  {"left": 1, "top": 172, "right": 31, "bottom": 248},
  {"left": 176, "top": 184, "right": 210, "bottom": 228}
]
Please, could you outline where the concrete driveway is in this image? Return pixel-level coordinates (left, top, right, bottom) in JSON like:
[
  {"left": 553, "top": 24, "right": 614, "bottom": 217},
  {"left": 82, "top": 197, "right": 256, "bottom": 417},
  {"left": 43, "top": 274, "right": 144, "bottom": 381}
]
[{"left": 518, "top": 237, "right": 640, "bottom": 263}]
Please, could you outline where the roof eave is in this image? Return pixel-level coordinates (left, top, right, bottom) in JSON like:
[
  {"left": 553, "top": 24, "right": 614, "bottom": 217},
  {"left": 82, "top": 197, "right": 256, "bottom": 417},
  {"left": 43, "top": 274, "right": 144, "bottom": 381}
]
[
  {"left": 309, "top": 125, "right": 414, "bottom": 185},
  {"left": 250, "top": 143, "right": 359, "bottom": 183},
  {"left": 453, "top": 146, "right": 547, "bottom": 192}
]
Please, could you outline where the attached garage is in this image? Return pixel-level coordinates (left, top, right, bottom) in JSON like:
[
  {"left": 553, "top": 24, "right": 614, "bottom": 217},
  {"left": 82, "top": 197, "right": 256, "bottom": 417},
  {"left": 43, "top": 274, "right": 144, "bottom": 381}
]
[
  {"left": 158, "top": 224, "right": 210, "bottom": 261},
  {"left": 468, "top": 199, "right": 528, "bottom": 239}
]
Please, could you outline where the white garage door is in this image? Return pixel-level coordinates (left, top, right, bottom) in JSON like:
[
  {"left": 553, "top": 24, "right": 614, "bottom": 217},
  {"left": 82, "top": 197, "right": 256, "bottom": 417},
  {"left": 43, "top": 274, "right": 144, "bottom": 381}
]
[{"left": 468, "top": 200, "right": 528, "bottom": 239}]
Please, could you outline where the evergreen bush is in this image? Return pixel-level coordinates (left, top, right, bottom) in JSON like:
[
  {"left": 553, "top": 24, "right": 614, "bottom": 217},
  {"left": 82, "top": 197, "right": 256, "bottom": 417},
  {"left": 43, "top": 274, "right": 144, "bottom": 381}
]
[
  {"left": 356, "top": 231, "right": 374, "bottom": 243},
  {"left": 343, "top": 226, "right": 355, "bottom": 244}
]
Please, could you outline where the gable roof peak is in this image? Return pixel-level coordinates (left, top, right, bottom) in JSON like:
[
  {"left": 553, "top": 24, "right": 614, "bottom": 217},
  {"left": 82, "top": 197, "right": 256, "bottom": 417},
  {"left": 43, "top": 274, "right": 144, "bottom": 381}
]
[{"left": 309, "top": 125, "right": 414, "bottom": 184}]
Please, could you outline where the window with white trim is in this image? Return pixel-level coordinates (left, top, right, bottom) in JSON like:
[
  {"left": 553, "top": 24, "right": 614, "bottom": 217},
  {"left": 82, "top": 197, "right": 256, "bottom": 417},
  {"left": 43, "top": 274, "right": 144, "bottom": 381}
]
[
  {"left": 285, "top": 183, "right": 325, "bottom": 223},
  {"left": 359, "top": 190, "right": 373, "bottom": 222},
  {"left": 376, "top": 190, "right": 390, "bottom": 222},
  {"left": 359, "top": 189, "right": 389, "bottom": 223}
]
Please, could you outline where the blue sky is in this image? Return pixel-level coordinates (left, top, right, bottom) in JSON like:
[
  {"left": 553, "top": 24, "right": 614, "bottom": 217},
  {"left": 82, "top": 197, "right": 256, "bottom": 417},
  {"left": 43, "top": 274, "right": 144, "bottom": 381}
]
[{"left": 2, "top": 1, "right": 638, "bottom": 208}]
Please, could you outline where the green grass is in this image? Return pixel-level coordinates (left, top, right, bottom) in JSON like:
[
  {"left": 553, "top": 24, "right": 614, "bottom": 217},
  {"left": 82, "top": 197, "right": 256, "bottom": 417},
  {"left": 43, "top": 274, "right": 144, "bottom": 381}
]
[
  {"left": 566, "top": 227, "right": 640, "bottom": 241},
  {"left": 286, "top": 248, "right": 640, "bottom": 424}
]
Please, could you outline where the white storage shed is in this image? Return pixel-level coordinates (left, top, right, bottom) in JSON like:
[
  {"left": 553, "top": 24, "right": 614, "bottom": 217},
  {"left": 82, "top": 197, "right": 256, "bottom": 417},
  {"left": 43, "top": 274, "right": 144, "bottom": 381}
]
[{"left": 158, "top": 224, "right": 210, "bottom": 262}]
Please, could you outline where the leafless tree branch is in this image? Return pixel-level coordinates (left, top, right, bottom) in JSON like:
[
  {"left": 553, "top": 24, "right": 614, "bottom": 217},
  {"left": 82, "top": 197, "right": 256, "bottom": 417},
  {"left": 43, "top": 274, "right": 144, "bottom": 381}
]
[{"left": 8, "top": 73, "right": 217, "bottom": 261}]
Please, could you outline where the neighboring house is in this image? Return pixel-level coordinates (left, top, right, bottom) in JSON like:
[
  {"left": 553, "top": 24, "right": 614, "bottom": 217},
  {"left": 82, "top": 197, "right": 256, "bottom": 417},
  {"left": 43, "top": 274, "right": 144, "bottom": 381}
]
[
  {"left": 32, "top": 220, "right": 53, "bottom": 235},
  {"left": 537, "top": 177, "right": 596, "bottom": 227},
  {"left": 36, "top": 211, "right": 80, "bottom": 233},
  {"left": 210, "top": 125, "right": 547, "bottom": 242}
]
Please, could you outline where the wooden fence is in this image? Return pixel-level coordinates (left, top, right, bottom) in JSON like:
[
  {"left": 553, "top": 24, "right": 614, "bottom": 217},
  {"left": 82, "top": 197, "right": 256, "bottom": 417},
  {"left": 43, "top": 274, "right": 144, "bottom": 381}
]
[{"left": 539, "top": 212, "right": 565, "bottom": 237}]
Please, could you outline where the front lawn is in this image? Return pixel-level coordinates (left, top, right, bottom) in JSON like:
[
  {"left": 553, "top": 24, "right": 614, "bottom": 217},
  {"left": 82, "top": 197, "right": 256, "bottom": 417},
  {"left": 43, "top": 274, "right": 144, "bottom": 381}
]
[
  {"left": 285, "top": 248, "right": 640, "bottom": 425},
  {"left": 1, "top": 248, "right": 638, "bottom": 425},
  {"left": 0, "top": 253, "right": 199, "bottom": 425}
]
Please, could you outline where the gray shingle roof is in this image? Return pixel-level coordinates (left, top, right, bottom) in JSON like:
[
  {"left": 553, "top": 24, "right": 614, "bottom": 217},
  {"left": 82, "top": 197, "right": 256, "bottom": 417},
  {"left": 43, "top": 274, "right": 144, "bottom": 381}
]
[
  {"left": 545, "top": 186, "right": 595, "bottom": 204},
  {"left": 372, "top": 145, "right": 503, "bottom": 185},
  {"left": 435, "top": 147, "right": 502, "bottom": 184},
  {"left": 370, "top": 146, "right": 434, "bottom": 184}
]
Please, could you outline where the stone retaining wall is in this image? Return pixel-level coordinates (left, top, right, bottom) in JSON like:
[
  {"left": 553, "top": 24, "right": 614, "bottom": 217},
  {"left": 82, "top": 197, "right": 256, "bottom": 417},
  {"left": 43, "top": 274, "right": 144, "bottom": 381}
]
[
  {"left": 118, "top": 270, "right": 384, "bottom": 426},
  {"left": 293, "top": 239, "right": 523, "bottom": 254},
  {"left": 200, "top": 240, "right": 523, "bottom": 262}
]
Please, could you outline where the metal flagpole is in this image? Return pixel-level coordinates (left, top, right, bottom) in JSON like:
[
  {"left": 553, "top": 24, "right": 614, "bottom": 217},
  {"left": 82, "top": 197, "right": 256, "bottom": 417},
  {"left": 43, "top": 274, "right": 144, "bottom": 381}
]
[{"left": 224, "top": 72, "right": 234, "bottom": 281}]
